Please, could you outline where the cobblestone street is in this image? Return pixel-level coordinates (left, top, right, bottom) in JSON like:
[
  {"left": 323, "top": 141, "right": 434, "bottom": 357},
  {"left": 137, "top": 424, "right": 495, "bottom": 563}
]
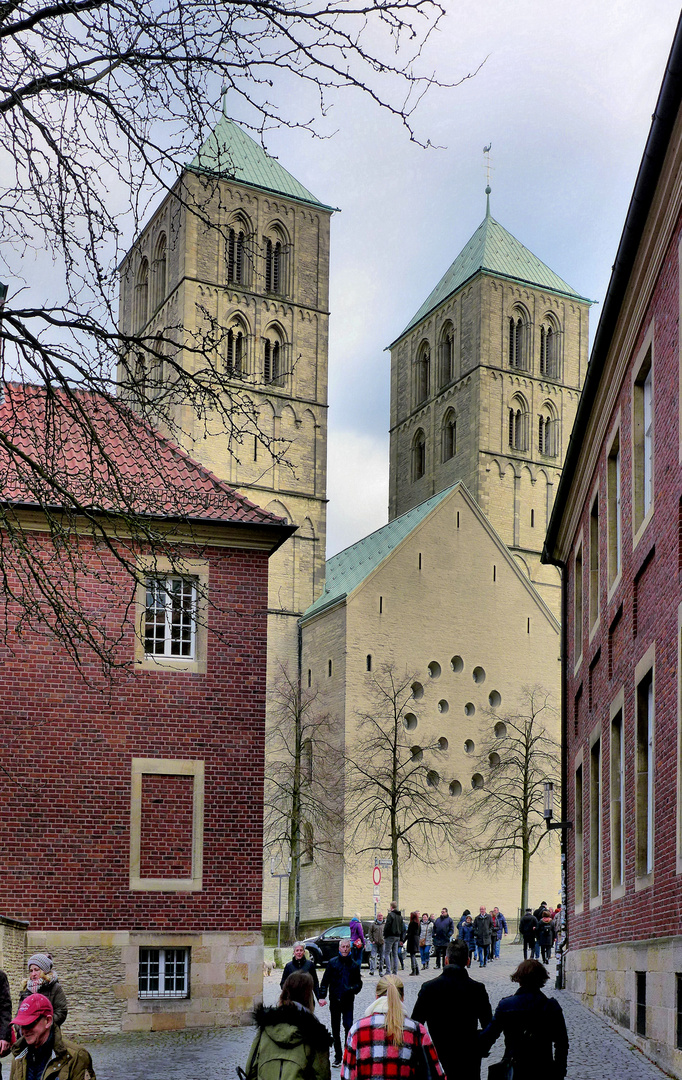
[{"left": 82, "top": 948, "right": 671, "bottom": 1079}]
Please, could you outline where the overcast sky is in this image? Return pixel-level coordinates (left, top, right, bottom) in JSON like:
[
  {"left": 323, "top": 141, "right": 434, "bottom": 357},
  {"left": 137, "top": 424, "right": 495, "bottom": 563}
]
[{"left": 261, "top": 1, "right": 681, "bottom": 557}]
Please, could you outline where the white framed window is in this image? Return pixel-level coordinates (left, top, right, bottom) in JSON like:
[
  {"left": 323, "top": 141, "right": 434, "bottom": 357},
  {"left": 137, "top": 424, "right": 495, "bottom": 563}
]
[
  {"left": 144, "top": 576, "right": 198, "bottom": 660},
  {"left": 138, "top": 947, "right": 190, "bottom": 999}
]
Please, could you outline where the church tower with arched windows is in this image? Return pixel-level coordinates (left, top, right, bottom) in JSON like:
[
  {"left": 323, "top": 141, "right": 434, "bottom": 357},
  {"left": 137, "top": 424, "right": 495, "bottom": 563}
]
[
  {"left": 387, "top": 198, "right": 591, "bottom": 616},
  {"left": 119, "top": 115, "right": 333, "bottom": 676}
]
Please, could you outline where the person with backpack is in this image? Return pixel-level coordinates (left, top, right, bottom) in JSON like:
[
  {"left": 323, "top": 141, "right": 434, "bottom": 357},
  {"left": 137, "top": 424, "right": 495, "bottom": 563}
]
[
  {"left": 479, "top": 959, "right": 568, "bottom": 1080},
  {"left": 383, "top": 902, "right": 404, "bottom": 976}
]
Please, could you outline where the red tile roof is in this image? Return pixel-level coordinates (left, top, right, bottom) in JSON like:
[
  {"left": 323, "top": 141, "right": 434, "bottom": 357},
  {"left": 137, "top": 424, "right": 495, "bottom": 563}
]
[{"left": 0, "top": 384, "right": 289, "bottom": 530}]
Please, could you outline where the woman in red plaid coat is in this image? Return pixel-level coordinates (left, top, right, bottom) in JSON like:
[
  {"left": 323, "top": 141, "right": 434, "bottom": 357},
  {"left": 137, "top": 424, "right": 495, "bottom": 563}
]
[{"left": 341, "top": 975, "right": 443, "bottom": 1080}]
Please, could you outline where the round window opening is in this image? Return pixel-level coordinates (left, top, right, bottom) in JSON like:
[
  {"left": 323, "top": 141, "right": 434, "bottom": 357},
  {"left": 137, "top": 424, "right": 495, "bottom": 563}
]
[
  {"left": 489, "top": 752, "right": 501, "bottom": 767},
  {"left": 464, "top": 739, "right": 475, "bottom": 754},
  {"left": 473, "top": 666, "right": 486, "bottom": 684},
  {"left": 438, "top": 699, "right": 449, "bottom": 714},
  {"left": 404, "top": 713, "right": 418, "bottom": 731},
  {"left": 449, "top": 780, "right": 462, "bottom": 797},
  {"left": 412, "top": 681, "right": 424, "bottom": 700},
  {"left": 428, "top": 661, "right": 441, "bottom": 680},
  {"left": 488, "top": 690, "right": 502, "bottom": 709},
  {"left": 494, "top": 721, "right": 507, "bottom": 739},
  {"left": 471, "top": 773, "right": 484, "bottom": 790},
  {"left": 410, "top": 745, "right": 423, "bottom": 762},
  {"left": 451, "top": 655, "right": 464, "bottom": 673},
  {"left": 426, "top": 770, "right": 440, "bottom": 788},
  {"left": 438, "top": 737, "right": 449, "bottom": 752},
  {"left": 464, "top": 702, "right": 475, "bottom": 717}
]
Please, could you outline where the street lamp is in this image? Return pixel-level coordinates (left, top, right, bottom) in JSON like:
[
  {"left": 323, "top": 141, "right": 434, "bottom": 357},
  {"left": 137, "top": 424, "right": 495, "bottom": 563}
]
[{"left": 543, "top": 780, "right": 572, "bottom": 831}]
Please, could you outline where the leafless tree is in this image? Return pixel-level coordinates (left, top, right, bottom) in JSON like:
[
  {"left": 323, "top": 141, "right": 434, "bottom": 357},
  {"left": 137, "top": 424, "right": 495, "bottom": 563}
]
[
  {"left": 0, "top": 0, "right": 480, "bottom": 673},
  {"left": 455, "top": 685, "right": 561, "bottom": 914},
  {"left": 264, "top": 663, "right": 344, "bottom": 941},
  {"left": 345, "top": 663, "right": 458, "bottom": 906}
]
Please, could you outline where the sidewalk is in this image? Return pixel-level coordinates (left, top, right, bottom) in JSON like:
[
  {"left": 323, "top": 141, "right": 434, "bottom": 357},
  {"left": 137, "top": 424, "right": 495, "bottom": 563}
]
[{"left": 82, "top": 946, "right": 670, "bottom": 1079}]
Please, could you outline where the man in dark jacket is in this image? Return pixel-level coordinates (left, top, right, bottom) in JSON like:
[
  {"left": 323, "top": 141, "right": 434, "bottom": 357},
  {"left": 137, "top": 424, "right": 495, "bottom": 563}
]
[
  {"left": 319, "top": 938, "right": 362, "bottom": 1066},
  {"left": 10, "top": 994, "right": 96, "bottom": 1080},
  {"left": 472, "top": 906, "right": 493, "bottom": 967},
  {"left": 383, "top": 902, "right": 404, "bottom": 976},
  {"left": 280, "top": 942, "right": 321, "bottom": 1000},
  {"left": 412, "top": 939, "right": 492, "bottom": 1080},
  {"left": 0, "top": 967, "right": 11, "bottom": 1060},
  {"left": 432, "top": 907, "right": 454, "bottom": 969},
  {"left": 519, "top": 909, "right": 538, "bottom": 960}
]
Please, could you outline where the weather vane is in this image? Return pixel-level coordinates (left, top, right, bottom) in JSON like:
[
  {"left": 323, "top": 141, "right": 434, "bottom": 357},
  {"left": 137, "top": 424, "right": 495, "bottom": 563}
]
[{"left": 483, "top": 143, "right": 492, "bottom": 215}]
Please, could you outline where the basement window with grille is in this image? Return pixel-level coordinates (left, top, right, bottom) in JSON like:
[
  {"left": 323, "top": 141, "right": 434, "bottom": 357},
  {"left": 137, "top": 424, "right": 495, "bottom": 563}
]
[{"left": 139, "top": 947, "right": 190, "bottom": 999}]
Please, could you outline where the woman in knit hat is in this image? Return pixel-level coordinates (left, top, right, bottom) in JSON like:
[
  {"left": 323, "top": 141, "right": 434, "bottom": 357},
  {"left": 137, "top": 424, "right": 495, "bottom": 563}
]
[{"left": 18, "top": 954, "right": 67, "bottom": 1027}]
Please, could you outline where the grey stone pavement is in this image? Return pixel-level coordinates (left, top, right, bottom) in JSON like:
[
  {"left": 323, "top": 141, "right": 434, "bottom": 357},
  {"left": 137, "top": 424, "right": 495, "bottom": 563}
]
[{"left": 82, "top": 947, "right": 671, "bottom": 1079}]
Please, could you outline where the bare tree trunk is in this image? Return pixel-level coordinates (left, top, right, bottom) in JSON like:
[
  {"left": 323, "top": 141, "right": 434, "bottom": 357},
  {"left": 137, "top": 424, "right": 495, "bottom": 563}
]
[{"left": 286, "top": 685, "right": 302, "bottom": 943}]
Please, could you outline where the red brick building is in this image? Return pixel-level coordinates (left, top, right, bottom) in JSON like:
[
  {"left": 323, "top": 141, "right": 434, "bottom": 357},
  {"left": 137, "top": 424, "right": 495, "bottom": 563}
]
[
  {"left": 0, "top": 385, "right": 292, "bottom": 1032},
  {"left": 543, "top": 17, "right": 682, "bottom": 1076}
]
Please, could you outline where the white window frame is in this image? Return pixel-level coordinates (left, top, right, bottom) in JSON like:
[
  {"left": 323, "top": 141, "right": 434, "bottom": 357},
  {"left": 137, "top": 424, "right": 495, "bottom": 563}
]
[
  {"left": 138, "top": 946, "right": 190, "bottom": 999},
  {"left": 144, "top": 575, "right": 198, "bottom": 661}
]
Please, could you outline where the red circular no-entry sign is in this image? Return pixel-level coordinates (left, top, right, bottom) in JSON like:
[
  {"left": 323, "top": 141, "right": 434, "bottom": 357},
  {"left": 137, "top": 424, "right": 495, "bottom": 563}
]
[{"left": 373, "top": 866, "right": 381, "bottom": 886}]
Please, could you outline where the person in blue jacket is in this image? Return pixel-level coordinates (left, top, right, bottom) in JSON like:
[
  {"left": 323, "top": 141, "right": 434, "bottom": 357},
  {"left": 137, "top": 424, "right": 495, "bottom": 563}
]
[{"left": 491, "top": 906, "right": 508, "bottom": 960}]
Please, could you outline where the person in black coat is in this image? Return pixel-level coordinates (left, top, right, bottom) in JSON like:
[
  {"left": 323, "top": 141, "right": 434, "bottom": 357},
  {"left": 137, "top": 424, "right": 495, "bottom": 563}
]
[
  {"left": 412, "top": 939, "right": 492, "bottom": 1080},
  {"left": 319, "top": 939, "right": 362, "bottom": 1066},
  {"left": 518, "top": 909, "right": 538, "bottom": 960},
  {"left": 0, "top": 967, "right": 11, "bottom": 1069},
  {"left": 280, "top": 943, "right": 321, "bottom": 1000},
  {"left": 479, "top": 959, "right": 568, "bottom": 1080}
]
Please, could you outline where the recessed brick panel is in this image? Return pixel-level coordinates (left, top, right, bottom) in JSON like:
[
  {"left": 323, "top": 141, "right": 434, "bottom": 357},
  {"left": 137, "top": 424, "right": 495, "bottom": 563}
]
[{"left": 139, "top": 773, "right": 194, "bottom": 878}]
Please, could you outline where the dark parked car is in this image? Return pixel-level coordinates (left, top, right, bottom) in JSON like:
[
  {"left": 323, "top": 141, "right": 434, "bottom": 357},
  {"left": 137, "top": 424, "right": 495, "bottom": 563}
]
[{"left": 302, "top": 921, "right": 373, "bottom": 967}]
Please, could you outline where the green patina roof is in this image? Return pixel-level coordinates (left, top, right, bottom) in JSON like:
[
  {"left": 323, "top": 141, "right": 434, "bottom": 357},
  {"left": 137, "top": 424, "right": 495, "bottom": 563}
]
[
  {"left": 189, "top": 116, "right": 334, "bottom": 211},
  {"left": 302, "top": 486, "right": 456, "bottom": 621},
  {"left": 394, "top": 210, "right": 590, "bottom": 343}
]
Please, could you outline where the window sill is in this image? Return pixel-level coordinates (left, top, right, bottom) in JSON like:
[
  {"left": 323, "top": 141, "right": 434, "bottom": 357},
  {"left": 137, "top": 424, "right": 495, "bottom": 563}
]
[
  {"left": 610, "top": 882, "right": 626, "bottom": 902},
  {"left": 634, "top": 871, "right": 654, "bottom": 893}
]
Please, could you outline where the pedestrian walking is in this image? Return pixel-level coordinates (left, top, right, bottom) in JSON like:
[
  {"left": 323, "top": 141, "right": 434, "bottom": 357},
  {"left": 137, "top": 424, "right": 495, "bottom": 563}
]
[
  {"left": 491, "top": 907, "right": 508, "bottom": 960},
  {"left": 536, "top": 910, "right": 555, "bottom": 964},
  {"left": 349, "top": 915, "right": 366, "bottom": 967},
  {"left": 319, "top": 939, "right": 363, "bottom": 1067},
  {"left": 246, "top": 971, "right": 332, "bottom": 1080},
  {"left": 0, "top": 966, "right": 10, "bottom": 1074},
  {"left": 341, "top": 974, "right": 443, "bottom": 1080},
  {"left": 367, "top": 913, "right": 385, "bottom": 976},
  {"left": 280, "top": 942, "right": 321, "bottom": 1000},
  {"left": 479, "top": 959, "right": 568, "bottom": 1080},
  {"left": 18, "top": 955, "right": 67, "bottom": 1028},
  {"left": 383, "top": 902, "right": 404, "bottom": 976},
  {"left": 472, "top": 907, "right": 493, "bottom": 968},
  {"left": 412, "top": 939, "right": 491, "bottom": 1080},
  {"left": 459, "top": 914, "right": 475, "bottom": 965},
  {"left": 432, "top": 907, "right": 454, "bottom": 969},
  {"left": 518, "top": 909, "right": 538, "bottom": 961},
  {"left": 456, "top": 909, "right": 471, "bottom": 935},
  {"left": 405, "top": 911, "right": 421, "bottom": 976},
  {"left": 9, "top": 994, "right": 95, "bottom": 1080},
  {"left": 419, "top": 913, "right": 433, "bottom": 970}
]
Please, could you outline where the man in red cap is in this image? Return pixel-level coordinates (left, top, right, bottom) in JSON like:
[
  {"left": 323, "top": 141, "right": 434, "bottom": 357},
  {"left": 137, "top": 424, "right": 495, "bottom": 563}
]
[{"left": 9, "top": 994, "right": 95, "bottom": 1080}]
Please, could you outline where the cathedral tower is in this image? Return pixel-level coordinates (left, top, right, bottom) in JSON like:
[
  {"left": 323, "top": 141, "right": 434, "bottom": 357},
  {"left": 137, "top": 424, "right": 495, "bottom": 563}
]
[
  {"left": 387, "top": 199, "right": 591, "bottom": 616},
  {"left": 119, "top": 115, "right": 334, "bottom": 677}
]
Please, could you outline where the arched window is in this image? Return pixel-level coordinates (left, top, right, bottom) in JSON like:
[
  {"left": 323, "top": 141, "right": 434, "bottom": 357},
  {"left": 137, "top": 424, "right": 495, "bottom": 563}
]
[
  {"left": 540, "top": 316, "right": 560, "bottom": 378},
  {"left": 439, "top": 322, "right": 454, "bottom": 386},
  {"left": 508, "top": 308, "right": 528, "bottom": 370},
  {"left": 538, "top": 404, "right": 559, "bottom": 457},
  {"left": 412, "top": 429, "right": 426, "bottom": 481},
  {"left": 153, "top": 234, "right": 167, "bottom": 310},
  {"left": 442, "top": 410, "right": 456, "bottom": 462},
  {"left": 263, "top": 326, "right": 285, "bottom": 385},
  {"left": 415, "top": 341, "right": 430, "bottom": 404},
  {"left": 149, "top": 333, "right": 165, "bottom": 400},
  {"left": 135, "top": 258, "right": 149, "bottom": 328},
  {"left": 508, "top": 396, "right": 529, "bottom": 451},
  {"left": 226, "top": 320, "right": 247, "bottom": 376},
  {"left": 227, "top": 217, "right": 251, "bottom": 286},
  {"left": 265, "top": 238, "right": 281, "bottom": 293}
]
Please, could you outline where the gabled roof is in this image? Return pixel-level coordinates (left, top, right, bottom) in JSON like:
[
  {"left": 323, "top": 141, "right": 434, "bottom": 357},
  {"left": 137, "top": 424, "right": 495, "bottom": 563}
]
[
  {"left": 302, "top": 482, "right": 559, "bottom": 630},
  {"left": 188, "top": 116, "right": 335, "bottom": 212},
  {"left": 393, "top": 209, "right": 590, "bottom": 344},
  {"left": 0, "top": 384, "right": 293, "bottom": 540},
  {"left": 303, "top": 487, "right": 456, "bottom": 620}
]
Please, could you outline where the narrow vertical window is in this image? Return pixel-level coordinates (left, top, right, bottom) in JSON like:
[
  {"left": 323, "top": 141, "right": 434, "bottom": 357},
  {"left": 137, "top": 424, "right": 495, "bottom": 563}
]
[
  {"left": 590, "top": 735, "right": 602, "bottom": 900},
  {"left": 676, "top": 974, "right": 682, "bottom": 1049},
  {"left": 633, "top": 346, "right": 653, "bottom": 532},
  {"left": 328, "top": 659, "right": 332, "bottom": 677},
  {"left": 635, "top": 971, "right": 646, "bottom": 1036},
  {"left": 589, "top": 494, "right": 599, "bottom": 631},
  {"left": 636, "top": 668, "right": 654, "bottom": 878},
  {"left": 415, "top": 342, "right": 430, "bottom": 404},
  {"left": 610, "top": 708, "right": 624, "bottom": 889},
  {"left": 509, "top": 313, "right": 526, "bottom": 369},
  {"left": 607, "top": 433, "right": 621, "bottom": 588},
  {"left": 575, "top": 763, "right": 584, "bottom": 907},
  {"left": 574, "top": 545, "right": 583, "bottom": 663},
  {"left": 412, "top": 430, "right": 426, "bottom": 482},
  {"left": 379, "top": 596, "right": 383, "bottom": 614},
  {"left": 307, "top": 668, "right": 312, "bottom": 688},
  {"left": 366, "top": 654, "right": 372, "bottom": 672}
]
